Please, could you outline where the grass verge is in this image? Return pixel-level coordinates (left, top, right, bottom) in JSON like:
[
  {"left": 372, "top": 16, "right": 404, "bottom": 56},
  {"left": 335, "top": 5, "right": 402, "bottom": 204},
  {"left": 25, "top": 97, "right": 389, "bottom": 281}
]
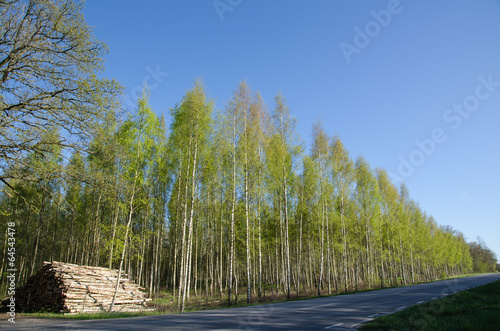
[
  {"left": 10, "top": 311, "right": 164, "bottom": 320},
  {"left": 361, "top": 279, "right": 500, "bottom": 330}
]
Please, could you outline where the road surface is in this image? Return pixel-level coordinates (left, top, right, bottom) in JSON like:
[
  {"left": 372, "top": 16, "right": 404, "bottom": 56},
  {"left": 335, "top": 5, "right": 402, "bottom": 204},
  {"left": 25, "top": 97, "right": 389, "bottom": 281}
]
[{"left": 2, "top": 273, "right": 499, "bottom": 330}]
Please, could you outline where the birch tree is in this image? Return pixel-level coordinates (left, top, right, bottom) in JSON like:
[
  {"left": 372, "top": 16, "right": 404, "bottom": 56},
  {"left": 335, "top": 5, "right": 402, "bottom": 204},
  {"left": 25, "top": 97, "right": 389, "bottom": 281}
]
[
  {"left": 330, "top": 136, "right": 354, "bottom": 292},
  {"left": 311, "top": 122, "right": 330, "bottom": 295},
  {"left": 354, "top": 156, "right": 380, "bottom": 288},
  {"left": 267, "top": 92, "right": 300, "bottom": 299},
  {"left": 109, "top": 90, "right": 161, "bottom": 312},
  {"left": 168, "top": 80, "right": 212, "bottom": 311}
]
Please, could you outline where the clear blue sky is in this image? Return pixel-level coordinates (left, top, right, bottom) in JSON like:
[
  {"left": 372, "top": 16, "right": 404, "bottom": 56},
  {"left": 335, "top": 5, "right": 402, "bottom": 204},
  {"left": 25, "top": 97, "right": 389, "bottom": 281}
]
[{"left": 83, "top": 0, "right": 500, "bottom": 261}]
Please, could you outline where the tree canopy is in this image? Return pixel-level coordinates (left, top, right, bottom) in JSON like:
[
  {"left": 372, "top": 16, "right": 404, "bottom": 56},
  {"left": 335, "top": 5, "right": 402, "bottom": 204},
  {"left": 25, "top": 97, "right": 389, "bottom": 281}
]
[{"left": 0, "top": 0, "right": 121, "bottom": 186}]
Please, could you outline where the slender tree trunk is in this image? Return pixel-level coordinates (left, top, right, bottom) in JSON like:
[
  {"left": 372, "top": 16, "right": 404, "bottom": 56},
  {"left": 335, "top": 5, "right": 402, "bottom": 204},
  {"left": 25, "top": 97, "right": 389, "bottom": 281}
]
[
  {"left": 340, "top": 189, "right": 348, "bottom": 292},
  {"left": 109, "top": 169, "right": 138, "bottom": 312},
  {"left": 228, "top": 113, "right": 236, "bottom": 306},
  {"left": 257, "top": 171, "right": 263, "bottom": 300},
  {"left": 409, "top": 228, "right": 415, "bottom": 284},
  {"left": 244, "top": 109, "right": 251, "bottom": 303},
  {"left": 31, "top": 225, "right": 41, "bottom": 276},
  {"left": 326, "top": 203, "right": 331, "bottom": 295},
  {"left": 318, "top": 200, "right": 324, "bottom": 296},
  {"left": 297, "top": 189, "right": 304, "bottom": 298},
  {"left": 109, "top": 173, "right": 120, "bottom": 269},
  {"left": 184, "top": 131, "right": 199, "bottom": 308},
  {"left": 178, "top": 137, "right": 192, "bottom": 311},
  {"left": 399, "top": 232, "right": 406, "bottom": 285},
  {"left": 281, "top": 117, "right": 291, "bottom": 299},
  {"left": 365, "top": 220, "right": 371, "bottom": 288},
  {"left": 379, "top": 217, "right": 386, "bottom": 288}
]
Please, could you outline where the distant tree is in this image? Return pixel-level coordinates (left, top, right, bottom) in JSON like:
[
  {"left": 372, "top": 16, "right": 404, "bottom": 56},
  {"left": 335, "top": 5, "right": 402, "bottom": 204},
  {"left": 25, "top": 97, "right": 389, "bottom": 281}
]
[{"left": 469, "top": 237, "right": 497, "bottom": 273}]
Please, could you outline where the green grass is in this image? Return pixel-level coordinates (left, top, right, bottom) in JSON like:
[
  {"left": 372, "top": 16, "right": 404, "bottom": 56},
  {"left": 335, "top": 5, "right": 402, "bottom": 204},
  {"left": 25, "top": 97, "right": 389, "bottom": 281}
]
[
  {"left": 15, "top": 311, "right": 164, "bottom": 320},
  {"left": 361, "top": 279, "right": 500, "bottom": 331}
]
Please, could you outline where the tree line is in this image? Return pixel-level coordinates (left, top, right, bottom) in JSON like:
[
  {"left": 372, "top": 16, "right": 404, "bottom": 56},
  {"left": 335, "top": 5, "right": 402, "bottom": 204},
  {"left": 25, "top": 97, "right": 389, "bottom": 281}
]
[
  {"left": 468, "top": 238, "right": 497, "bottom": 273},
  {"left": 0, "top": 0, "right": 496, "bottom": 312},
  {"left": 1, "top": 80, "right": 485, "bottom": 309}
]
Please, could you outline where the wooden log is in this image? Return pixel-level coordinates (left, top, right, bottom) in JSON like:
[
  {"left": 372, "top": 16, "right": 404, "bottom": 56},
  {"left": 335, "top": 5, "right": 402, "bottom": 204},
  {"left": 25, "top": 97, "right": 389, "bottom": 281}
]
[{"left": 6, "top": 261, "right": 152, "bottom": 314}]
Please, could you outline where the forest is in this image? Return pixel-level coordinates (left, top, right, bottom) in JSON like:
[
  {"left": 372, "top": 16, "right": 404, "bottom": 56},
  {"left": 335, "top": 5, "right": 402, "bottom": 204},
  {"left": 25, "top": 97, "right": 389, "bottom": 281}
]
[{"left": 0, "top": 0, "right": 497, "bottom": 312}]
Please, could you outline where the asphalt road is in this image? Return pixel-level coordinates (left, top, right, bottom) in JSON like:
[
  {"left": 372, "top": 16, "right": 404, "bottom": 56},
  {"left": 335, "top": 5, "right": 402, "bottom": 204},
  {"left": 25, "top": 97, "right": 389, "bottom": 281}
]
[{"left": 2, "top": 273, "right": 500, "bottom": 330}]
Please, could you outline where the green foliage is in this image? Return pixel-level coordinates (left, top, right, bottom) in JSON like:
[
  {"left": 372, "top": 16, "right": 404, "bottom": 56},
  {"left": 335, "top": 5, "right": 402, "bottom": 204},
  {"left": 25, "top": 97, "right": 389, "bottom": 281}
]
[
  {"left": 0, "top": 0, "right": 122, "bottom": 184},
  {"left": 469, "top": 238, "right": 497, "bottom": 273},
  {"left": 362, "top": 280, "right": 500, "bottom": 330}
]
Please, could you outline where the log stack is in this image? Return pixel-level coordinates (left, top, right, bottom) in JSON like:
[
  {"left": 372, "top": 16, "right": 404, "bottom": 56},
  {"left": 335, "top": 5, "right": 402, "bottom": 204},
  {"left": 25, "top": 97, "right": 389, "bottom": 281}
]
[{"left": 7, "top": 261, "right": 151, "bottom": 314}]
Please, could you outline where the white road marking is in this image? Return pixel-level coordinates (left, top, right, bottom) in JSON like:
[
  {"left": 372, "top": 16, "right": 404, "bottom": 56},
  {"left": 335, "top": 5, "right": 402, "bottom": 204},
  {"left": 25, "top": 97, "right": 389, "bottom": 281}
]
[
  {"left": 325, "top": 322, "right": 343, "bottom": 329},
  {"left": 352, "top": 319, "right": 372, "bottom": 328},
  {"left": 299, "top": 302, "right": 336, "bottom": 310}
]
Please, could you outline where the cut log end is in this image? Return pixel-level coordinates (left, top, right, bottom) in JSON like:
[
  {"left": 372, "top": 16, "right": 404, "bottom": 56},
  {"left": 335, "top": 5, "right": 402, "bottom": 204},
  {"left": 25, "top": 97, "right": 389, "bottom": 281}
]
[{"left": 4, "top": 261, "right": 152, "bottom": 314}]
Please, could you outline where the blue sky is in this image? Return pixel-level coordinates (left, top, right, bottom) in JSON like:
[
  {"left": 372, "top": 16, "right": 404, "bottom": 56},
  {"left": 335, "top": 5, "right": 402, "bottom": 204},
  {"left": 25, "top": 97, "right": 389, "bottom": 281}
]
[{"left": 83, "top": 0, "right": 500, "bottom": 260}]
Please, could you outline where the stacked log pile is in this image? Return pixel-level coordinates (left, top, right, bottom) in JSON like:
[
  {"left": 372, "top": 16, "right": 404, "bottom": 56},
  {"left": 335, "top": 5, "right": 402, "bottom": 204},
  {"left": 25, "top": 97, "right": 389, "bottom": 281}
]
[{"left": 9, "top": 261, "right": 151, "bottom": 314}]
